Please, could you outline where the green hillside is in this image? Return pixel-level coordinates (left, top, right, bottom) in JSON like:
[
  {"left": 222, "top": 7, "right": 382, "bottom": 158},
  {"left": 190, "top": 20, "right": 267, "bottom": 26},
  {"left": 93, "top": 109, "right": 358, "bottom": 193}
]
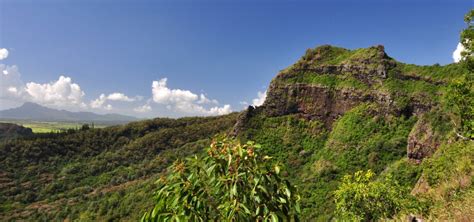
[{"left": 0, "top": 114, "right": 239, "bottom": 220}]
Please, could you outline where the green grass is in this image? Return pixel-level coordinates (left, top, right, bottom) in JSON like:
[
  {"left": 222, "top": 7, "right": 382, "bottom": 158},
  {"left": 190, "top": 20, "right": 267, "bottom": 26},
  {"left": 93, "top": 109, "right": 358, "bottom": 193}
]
[
  {"left": 0, "top": 120, "right": 107, "bottom": 133},
  {"left": 397, "top": 63, "right": 469, "bottom": 83},
  {"left": 282, "top": 72, "right": 369, "bottom": 91}
]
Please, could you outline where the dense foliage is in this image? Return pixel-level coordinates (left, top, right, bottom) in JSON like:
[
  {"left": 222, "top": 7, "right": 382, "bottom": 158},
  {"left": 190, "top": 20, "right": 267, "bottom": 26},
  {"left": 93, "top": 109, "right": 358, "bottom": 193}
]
[
  {"left": 0, "top": 114, "right": 238, "bottom": 221},
  {"left": 334, "top": 170, "right": 406, "bottom": 221},
  {"left": 461, "top": 9, "right": 474, "bottom": 71},
  {"left": 142, "top": 138, "right": 300, "bottom": 221},
  {"left": 447, "top": 9, "right": 474, "bottom": 139}
]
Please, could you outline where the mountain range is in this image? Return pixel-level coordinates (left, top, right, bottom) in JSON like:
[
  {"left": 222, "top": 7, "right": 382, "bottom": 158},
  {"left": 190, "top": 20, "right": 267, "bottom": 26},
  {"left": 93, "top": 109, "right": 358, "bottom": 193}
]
[{"left": 0, "top": 102, "right": 138, "bottom": 123}]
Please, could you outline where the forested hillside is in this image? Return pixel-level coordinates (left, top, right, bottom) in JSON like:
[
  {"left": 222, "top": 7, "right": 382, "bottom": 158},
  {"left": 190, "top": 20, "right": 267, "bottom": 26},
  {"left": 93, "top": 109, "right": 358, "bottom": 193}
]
[
  {"left": 0, "top": 114, "right": 238, "bottom": 220},
  {"left": 232, "top": 44, "right": 473, "bottom": 220}
]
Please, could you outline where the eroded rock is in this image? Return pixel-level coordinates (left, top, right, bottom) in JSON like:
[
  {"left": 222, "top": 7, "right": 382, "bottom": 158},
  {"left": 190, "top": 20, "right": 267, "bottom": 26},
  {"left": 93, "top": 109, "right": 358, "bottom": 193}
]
[{"left": 407, "top": 115, "right": 441, "bottom": 162}]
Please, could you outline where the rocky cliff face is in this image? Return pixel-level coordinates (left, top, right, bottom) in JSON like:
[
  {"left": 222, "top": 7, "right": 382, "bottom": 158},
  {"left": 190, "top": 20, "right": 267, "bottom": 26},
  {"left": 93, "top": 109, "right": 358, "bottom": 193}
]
[
  {"left": 262, "top": 84, "right": 370, "bottom": 126},
  {"left": 234, "top": 45, "right": 438, "bottom": 134},
  {"left": 233, "top": 44, "right": 446, "bottom": 159}
]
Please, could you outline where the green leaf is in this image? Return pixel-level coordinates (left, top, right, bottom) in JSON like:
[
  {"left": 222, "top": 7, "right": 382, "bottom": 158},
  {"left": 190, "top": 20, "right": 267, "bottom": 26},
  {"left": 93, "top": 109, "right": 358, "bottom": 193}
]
[{"left": 270, "top": 212, "right": 279, "bottom": 222}]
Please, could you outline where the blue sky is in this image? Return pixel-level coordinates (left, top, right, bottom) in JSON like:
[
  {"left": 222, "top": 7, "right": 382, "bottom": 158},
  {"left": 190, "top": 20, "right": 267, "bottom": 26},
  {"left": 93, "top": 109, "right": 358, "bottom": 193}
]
[{"left": 0, "top": 0, "right": 471, "bottom": 117}]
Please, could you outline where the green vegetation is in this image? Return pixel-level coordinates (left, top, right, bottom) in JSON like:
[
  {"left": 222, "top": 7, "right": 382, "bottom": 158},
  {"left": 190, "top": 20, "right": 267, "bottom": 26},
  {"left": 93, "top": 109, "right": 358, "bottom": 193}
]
[
  {"left": 461, "top": 9, "right": 474, "bottom": 71},
  {"left": 397, "top": 63, "right": 469, "bottom": 82},
  {"left": 142, "top": 138, "right": 300, "bottom": 221},
  {"left": 283, "top": 72, "right": 369, "bottom": 90},
  {"left": 286, "top": 44, "right": 387, "bottom": 70},
  {"left": 237, "top": 102, "right": 417, "bottom": 220},
  {"left": 446, "top": 77, "right": 474, "bottom": 139},
  {"left": 445, "top": 9, "right": 474, "bottom": 139},
  {"left": 334, "top": 170, "right": 406, "bottom": 221},
  {"left": 0, "top": 120, "right": 107, "bottom": 133},
  {"left": 0, "top": 114, "right": 238, "bottom": 221}
]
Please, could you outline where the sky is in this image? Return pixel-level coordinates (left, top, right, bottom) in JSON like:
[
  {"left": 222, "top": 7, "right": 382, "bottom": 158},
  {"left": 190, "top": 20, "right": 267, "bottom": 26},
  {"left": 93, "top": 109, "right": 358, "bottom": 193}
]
[{"left": 0, "top": 0, "right": 472, "bottom": 118}]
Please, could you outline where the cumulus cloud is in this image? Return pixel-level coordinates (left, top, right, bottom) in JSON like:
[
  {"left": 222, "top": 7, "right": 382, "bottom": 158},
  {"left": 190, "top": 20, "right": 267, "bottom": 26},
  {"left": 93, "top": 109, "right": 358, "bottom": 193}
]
[
  {"left": 90, "top": 94, "right": 107, "bottom": 109},
  {"left": 1, "top": 60, "right": 231, "bottom": 117},
  {"left": 208, "top": 104, "right": 232, "bottom": 115},
  {"left": 107, "top": 92, "right": 136, "bottom": 102},
  {"left": 152, "top": 78, "right": 198, "bottom": 104},
  {"left": 151, "top": 78, "right": 232, "bottom": 116},
  {"left": 197, "top": 94, "right": 218, "bottom": 104},
  {"left": 1, "top": 65, "right": 87, "bottom": 109},
  {"left": 252, "top": 90, "right": 267, "bottom": 106},
  {"left": 134, "top": 104, "right": 152, "bottom": 113},
  {"left": 25, "top": 75, "right": 87, "bottom": 108},
  {"left": 453, "top": 43, "right": 465, "bottom": 63},
  {"left": 0, "top": 48, "right": 8, "bottom": 60},
  {"left": 90, "top": 92, "right": 138, "bottom": 110}
]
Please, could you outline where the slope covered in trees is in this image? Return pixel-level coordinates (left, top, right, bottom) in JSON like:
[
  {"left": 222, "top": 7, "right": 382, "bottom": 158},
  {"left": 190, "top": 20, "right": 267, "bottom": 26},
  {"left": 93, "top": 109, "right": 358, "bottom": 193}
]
[{"left": 0, "top": 114, "right": 238, "bottom": 220}]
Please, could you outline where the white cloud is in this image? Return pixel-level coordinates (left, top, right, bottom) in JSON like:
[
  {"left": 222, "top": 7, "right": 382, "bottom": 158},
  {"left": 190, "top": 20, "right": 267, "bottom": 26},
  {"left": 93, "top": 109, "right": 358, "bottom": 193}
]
[
  {"left": 197, "top": 93, "right": 218, "bottom": 104},
  {"left": 90, "top": 94, "right": 107, "bottom": 109},
  {"left": 0, "top": 62, "right": 232, "bottom": 117},
  {"left": 0, "top": 48, "right": 8, "bottom": 60},
  {"left": 1, "top": 65, "right": 89, "bottom": 110},
  {"left": 7, "top": 87, "right": 18, "bottom": 94},
  {"left": 252, "top": 90, "right": 267, "bottom": 106},
  {"left": 151, "top": 78, "right": 232, "bottom": 116},
  {"left": 90, "top": 92, "right": 138, "bottom": 110},
  {"left": 25, "top": 75, "right": 86, "bottom": 108},
  {"left": 152, "top": 78, "right": 198, "bottom": 104},
  {"left": 453, "top": 42, "right": 465, "bottom": 63},
  {"left": 208, "top": 104, "right": 232, "bottom": 115},
  {"left": 134, "top": 104, "right": 152, "bottom": 113},
  {"left": 107, "top": 92, "right": 136, "bottom": 102}
]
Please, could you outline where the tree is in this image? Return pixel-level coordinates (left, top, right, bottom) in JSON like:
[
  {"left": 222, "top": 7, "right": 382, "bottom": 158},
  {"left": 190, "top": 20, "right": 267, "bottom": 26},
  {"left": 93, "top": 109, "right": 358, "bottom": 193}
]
[
  {"left": 448, "top": 9, "right": 474, "bottom": 140},
  {"left": 142, "top": 138, "right": 300, "bottom": 221},
  {"left": 460, "top": 9, "right": 474, "bottom": 71},
  {"left": 81, "top": 124, "right": 90, "bottom": 131},
  {"left": 334, "top": 170, "right": 405, "bottom": 221}
]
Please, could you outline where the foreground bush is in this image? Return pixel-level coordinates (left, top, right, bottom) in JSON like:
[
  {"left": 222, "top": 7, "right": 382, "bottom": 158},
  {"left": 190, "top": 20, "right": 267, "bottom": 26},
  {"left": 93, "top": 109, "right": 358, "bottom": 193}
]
[
  {"left": 334, "top": 170, "right": 406, "bottom": 221},
  {"left": 142, "top": 138, "right": 300, "bottom": 221}
]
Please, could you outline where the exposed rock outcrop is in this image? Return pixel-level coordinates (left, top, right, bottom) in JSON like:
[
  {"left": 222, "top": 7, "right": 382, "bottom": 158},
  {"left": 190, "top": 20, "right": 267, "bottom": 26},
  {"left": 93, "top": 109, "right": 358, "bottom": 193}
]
[
  {"left": 230, "top": 106, "right": 256, "bottom": 137},
  {"left": 261, "top": 84, "right": 371, "bottom": 127},
  {"left": 233, "top": 45, "right": 441, "bottom": 134},
  {"left": 407, "top": 115, "right": 442, "bottom": 162}
]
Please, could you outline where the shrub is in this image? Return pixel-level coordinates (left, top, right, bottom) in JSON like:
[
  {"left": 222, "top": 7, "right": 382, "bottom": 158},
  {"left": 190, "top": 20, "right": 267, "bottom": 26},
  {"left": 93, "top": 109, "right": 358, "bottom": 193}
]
[
  {"left": 142, "top": 138, "right": 300, "bottom": 221},
  {"left": 334, "top": 170, "right": 405, "bottom": 221}
]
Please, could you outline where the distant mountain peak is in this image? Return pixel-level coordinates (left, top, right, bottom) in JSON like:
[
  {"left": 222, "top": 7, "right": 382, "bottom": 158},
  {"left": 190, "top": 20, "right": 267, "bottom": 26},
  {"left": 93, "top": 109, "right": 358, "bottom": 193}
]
[
  {"left": 21, "top": 102, "right": 43, "bottom": 108},
  {"left": 0, "top": 102, "right": 138, "bottom": 123}
]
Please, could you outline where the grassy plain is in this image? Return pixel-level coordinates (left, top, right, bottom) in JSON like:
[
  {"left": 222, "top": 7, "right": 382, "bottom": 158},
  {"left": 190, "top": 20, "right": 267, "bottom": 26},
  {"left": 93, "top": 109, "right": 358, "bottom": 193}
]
[{"left": 0, "top": 120, "right": 107, "bottom": 133}]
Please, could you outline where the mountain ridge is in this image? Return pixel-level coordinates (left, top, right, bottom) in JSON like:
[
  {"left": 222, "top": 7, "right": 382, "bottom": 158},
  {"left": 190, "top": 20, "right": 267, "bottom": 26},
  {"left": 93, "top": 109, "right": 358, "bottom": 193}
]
[{"left": 0, "top": 102, "right": 138, "bottom": 123}]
